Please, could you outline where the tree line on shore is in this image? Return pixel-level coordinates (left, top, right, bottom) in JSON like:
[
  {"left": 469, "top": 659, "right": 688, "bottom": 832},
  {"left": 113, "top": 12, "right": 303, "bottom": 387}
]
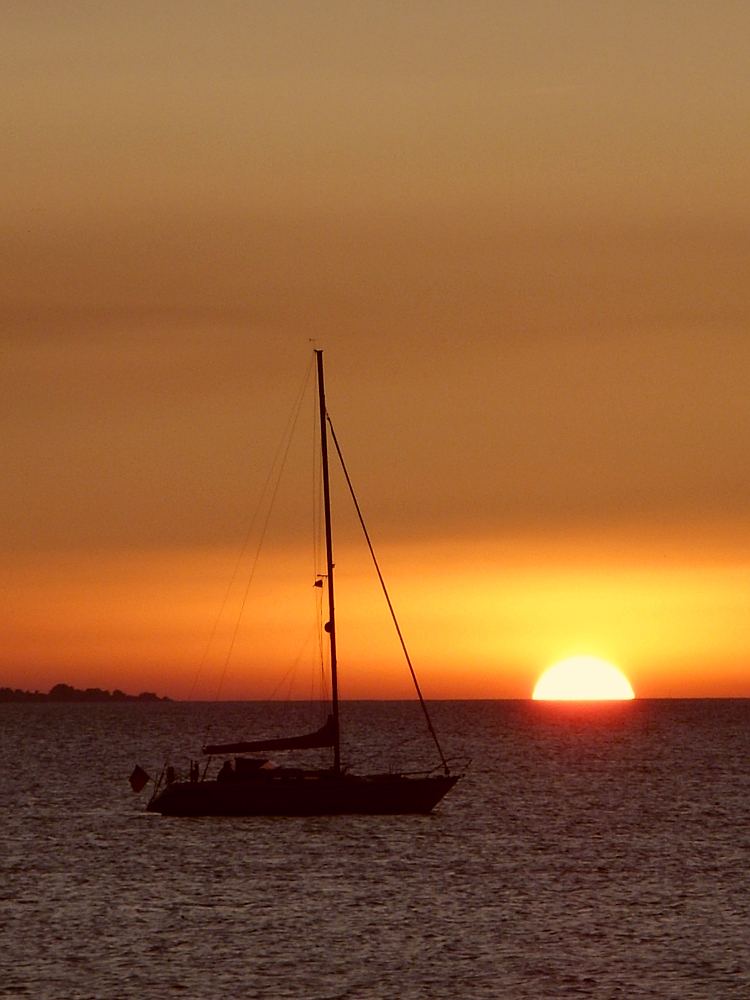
[{"left": 0, "top": 683, "right": 169, "bottom": 702}]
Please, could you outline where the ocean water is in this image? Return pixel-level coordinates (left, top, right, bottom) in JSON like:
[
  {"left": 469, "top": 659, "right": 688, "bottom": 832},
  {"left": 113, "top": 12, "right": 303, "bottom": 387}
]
[{"left": 1, "top": 699, "right": 749, "bottom": 999}]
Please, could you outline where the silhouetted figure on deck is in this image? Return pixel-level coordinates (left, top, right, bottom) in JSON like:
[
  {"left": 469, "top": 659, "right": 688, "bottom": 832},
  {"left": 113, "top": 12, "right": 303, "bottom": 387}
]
[{"left": 217, "top": 760, "right": 234, "bottom": 783}]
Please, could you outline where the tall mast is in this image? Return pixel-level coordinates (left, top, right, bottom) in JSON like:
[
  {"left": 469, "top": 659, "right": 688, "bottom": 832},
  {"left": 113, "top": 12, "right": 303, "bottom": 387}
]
[{"left": 316, "top": 350, "right": 341, "bottom": 773}]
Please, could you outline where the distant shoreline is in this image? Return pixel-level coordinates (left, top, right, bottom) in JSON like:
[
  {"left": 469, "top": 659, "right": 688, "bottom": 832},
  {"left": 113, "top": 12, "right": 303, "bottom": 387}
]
[
  {"left": 0, "top": 683, "right": 170, "bottom": 703},
  {"left": 1, "top": 689, "right": 747, "bottom": 703}
]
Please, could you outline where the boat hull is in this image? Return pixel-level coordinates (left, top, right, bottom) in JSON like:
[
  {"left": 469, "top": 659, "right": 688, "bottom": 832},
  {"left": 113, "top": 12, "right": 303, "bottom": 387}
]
[{"left": 148, "top": 772, "right": 459, "bottom": 816}]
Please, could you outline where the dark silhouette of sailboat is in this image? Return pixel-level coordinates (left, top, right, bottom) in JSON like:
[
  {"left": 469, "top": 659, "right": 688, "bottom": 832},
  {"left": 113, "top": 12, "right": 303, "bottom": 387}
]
[{"left": 145, "top": 351, "right": 461, "bottom": 816}]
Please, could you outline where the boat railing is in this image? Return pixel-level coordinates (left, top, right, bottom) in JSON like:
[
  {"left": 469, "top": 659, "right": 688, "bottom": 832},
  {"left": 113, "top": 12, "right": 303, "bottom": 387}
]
[
  {"left": 148, "top": 764, "right": 167, "bottom": 805},
  {"left": 399, "top": 755, "right": 471, "bottom": 779}
]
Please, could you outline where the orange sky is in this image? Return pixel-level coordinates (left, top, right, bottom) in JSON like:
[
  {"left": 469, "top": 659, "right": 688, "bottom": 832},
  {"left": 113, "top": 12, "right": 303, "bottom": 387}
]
[
  {"left": 2, "top": 3, "right": 750, "bottom": 698},
  {"left": 3, "top": 524, "right": 750, "bottom": 699}
]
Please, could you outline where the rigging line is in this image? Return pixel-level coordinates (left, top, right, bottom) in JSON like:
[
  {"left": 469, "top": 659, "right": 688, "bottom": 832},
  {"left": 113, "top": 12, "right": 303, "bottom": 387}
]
[
  {"left": 326, "top": 415, "right": 450, "bottom": 775},
  {"left": 312, "top": 402, "right": 328, "bottom": 702},
  {"left": 315, "top": 561, "right": 330, "bottom": 702},
  {"left": 187, "top": 355, "right": 316, "bottom": 702},
  {"left": 317, "top": 581, "right": 327, "bottom": 689},
  {"left": 312, "top": 376, "right": 319, "bottom": 581},
  {"left": 214, "top": 361, "right": 313, "bottom": 701},
  {"left": 267, "top": 624, "right": 317, "bottom": 701},
  {"left": 312, "top": 385, "right": 326, "bottom": 702},
  {"left": 313, "top": 401, "right": 329, "bottom": 715}
]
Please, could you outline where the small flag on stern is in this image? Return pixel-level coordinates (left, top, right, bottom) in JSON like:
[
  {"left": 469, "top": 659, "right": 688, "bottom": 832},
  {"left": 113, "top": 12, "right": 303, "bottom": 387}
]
[{"left": 129, "top": 765, "right": 150, "bottom": 793}]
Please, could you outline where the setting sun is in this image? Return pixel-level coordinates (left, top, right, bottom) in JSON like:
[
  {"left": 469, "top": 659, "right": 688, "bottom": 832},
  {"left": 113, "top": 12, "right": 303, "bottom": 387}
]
[{"left": 532, "top": 656, "right": 635, "bottom": 701}]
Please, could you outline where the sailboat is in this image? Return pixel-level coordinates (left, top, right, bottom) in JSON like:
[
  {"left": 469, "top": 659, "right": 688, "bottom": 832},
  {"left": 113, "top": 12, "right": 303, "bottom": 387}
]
[{"left": 145, "top": 351, "right": 461, "bottom": 815}]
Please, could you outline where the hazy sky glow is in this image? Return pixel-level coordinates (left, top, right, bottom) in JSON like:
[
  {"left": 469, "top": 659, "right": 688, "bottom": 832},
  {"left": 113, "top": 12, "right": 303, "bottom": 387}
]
[{"left": 2, "top": 2, "right": 750, "bottom": 697}]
